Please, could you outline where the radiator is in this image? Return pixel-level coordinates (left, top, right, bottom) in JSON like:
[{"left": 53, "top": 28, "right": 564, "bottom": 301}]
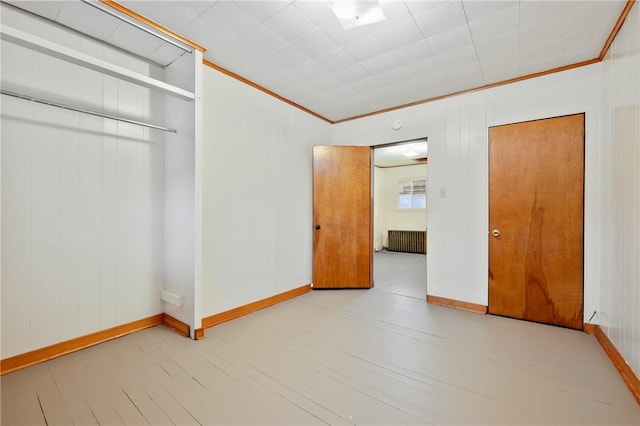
[{"left": 387, "top": 230, "right": 427, "bottom": 254}]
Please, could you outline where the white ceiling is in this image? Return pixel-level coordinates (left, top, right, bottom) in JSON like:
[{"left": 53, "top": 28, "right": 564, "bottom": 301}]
[
  {"left": 7, "top": 0, "right": 629, "bottom": 122},
  {"left": 375, "top": 140, "right": 428, "bottom": 167}
]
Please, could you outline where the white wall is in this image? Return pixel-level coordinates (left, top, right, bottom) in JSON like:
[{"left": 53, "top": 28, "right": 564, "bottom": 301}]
[
  {"left": 332, "top": 64, "right": 602, "bottom": 315},
  {"left": 374, "top": 164, "right": 427, "bottom": 250},
  {"left": 1, "top": 5, "right": 165, "bottom": 358},
  {"left": 599, "top": 3, "right": 640, "bottom": 377},
  {"left": 200, "top": 67, "right": 331, "bottom": 316},
  {"left": 162, "top": 50, "right": 203, "bottom": 336}
]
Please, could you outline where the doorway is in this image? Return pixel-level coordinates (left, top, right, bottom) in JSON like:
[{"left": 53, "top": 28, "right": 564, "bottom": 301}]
[
  {"left": 372, "top": 139, "right": 428, "bottom": 299},
  {"left": 488, "top": 113, "right": 584, "bottom": 329}
]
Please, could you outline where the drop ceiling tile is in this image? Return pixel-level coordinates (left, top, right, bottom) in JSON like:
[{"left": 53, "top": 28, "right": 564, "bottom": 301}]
[
  {"left": 183, "top": 16, "right": 226, "bottom": 49},
  {"left": 263, "top": 68, "right": 308, "bottom": 92},
  {"left": 562, "top": 43, "right": 599, "bottom": 65},
  {"left": 374, "top": 63, "right": 424, "bottom": 85},
  {"left": 426, "top": 25, "right": 473, "bottom": 56},
  {"left": 359, "top": 50, "right": 404, "bottom": 75},
  {"left": 372, "top": 18, "right": 425, "bottom": 53},
  {"left": 290, "top": 59, "right": 333, "bottom": 82},
  {"left": 331, "top": 64, "right": 372, "bottom": 85},
  {"left": 107, "top": 23, "right": 164, "bottom": 57},
  {"left": 415, "top": 72, "right": 455, "bottom": 93},
  {"left": 201, "top": 1, "right": 260, "bottom": 34},
  {"left": 56, "top": 1, "right": 120, "bottom": 41},
  {"left": 302, "top": 74, "right": 344, "bottom": 93},
  {"left": 314, "top": 48, "right": 357, "bottom": 73},
  {"left": 120, "top": 1, "right": 199, "bottom": 33},
  {"left": 462, "top": 0, "right": 516, "bottom": 23},
  {"left": 434, "top": 45, "right": 478, "bottom": 69},
  {"left": 349, "top": 76, "right": 389, "bottom": 94},
  {"left": 235, "top": 1, "right": 292, "bottom": 22},
  {"left": 291, "top": 28, "right": 339, "bottom": 59},
  {"left": 268, "top": 44, "right": 311, "bottom": 68},
  {"left": 181, "top": 1, "right": 217, "bottom": 16},
  {"left": 149, "top": 44, "right": 188, "bottom": 67},
  {"left": 479, "top": 50, "right": 519, "bottom": 83},
  {"left": 474, "top": 31, "right": 518, "bottom": 60},
  {"left": 562, "top": 28, "right": 603, "bottom": 62},
  {"left": 468, "top": 5, "right": 519, "bottom": 43},
  {"left": 326, "top": 83, "right": 359, "bottom": 98},
  {"left": 240, "top": 25, "right": 288, "bottom": 54},
  {"left": 571, "top": 0, "right": 627, "bottom": 27},
  {"left": 293, "top": 1, "right": 336, "bottom": 27},
  {"left": 443, "top": 61, "right": 485, "bottom": 87},
  {"left": 520, "top": 40, "right": 566, "bottom": 75},
  {"left": 342, "top": 36, "right": 390, "bottom": 62},
  {"left": 237, "top": 55, "right": 282, "bottom": 83},
  {"left": 519, "top": 0, "right": 578, "bottom": 29},
  {"left": 379, "top": 1, "right": 414, "bottom": 23},
  {"left": 409, "top": 57, "right": 446, "bottom": 77},
  {"left": 321, "top": 20, "right": 383, "bottom": 47},
  {"left": 359, "top": 39, "right": 434, "bottom": 75},
  {"left": 520, "top": 13, "right": 572, "bottom": 47},
  {"left": 263, "top": 4, "right": 317, "bottom": 42},
  {"left": 388, "top": 39, "right": 435, "bottom": 66},
  {"left": 412, "top": 2, "right": 468, "bottom": 38},
  {"left": 5, "top": 1, "right": 63, "bottom": 21},
  {"left": 404, "top": 1, "right": 449, "bottom": 17}
]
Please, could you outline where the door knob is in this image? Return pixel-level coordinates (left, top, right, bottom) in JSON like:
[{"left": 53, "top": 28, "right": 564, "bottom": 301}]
[
  {"left": 491, "top": 229, "right": 500, "bottom": 237},
  {"left": 315, "top": 224, "right": 321, "bottom": 230}
]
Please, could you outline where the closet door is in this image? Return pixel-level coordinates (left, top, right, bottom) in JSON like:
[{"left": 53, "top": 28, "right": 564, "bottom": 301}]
[{"left": 488, "top": 114, "right": 584, "bottom": 329}]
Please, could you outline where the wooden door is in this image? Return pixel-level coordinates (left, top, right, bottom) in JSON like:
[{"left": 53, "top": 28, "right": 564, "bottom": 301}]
[
  {"left": 313, "top": 146, "right": 372, "bottom": 289},
  {"left": 488, "top": 114, "right": 584, "bottom": 329}
]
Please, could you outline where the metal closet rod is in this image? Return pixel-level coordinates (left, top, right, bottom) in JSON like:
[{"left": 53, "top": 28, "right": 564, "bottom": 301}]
[{"left": 1, "top": 89, "right": 177, "bottom": 133}]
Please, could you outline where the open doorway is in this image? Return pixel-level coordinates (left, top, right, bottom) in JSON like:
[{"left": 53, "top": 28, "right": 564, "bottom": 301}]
[{"left": 372, "top": 138, "right": 428, "bottom": 299}]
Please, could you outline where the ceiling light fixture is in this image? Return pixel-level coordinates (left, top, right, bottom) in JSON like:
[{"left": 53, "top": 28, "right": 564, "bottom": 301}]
[{"left": 328, "top": 0, "right": 387, "bottom": 30}]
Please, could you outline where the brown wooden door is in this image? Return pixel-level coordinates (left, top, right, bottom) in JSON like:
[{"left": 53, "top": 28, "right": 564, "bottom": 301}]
[
  {"left": 313, "top": 146, "right": 372, "bottom": 289},
  {"left": 488, "top": 113, "right": 584, "bottom": 329}
]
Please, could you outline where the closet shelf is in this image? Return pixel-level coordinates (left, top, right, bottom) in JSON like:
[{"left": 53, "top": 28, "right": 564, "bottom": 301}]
[{"left": 0, "top": 24, "right": 195, "bottom": 102}]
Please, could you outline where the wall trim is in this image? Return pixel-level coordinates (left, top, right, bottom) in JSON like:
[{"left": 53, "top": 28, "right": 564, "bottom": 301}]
[
  {"left": 334, "top": 59, "right": 600, "bottom": 123},
  {"left": 100, "top": 0, "right": 634, "bottom": 124},
  {"left": 584, "top": 323, "right": 640, "bottom": 405},
  {"left": 99, "top": 0, "right": 207, "bottom": 52},
  {"left": 162, "top": 313, "right": 190, "bottom": 337},
  {"left": 202, "top": 284, "right": 312, "bottom": 328},
  {"left": 0, "top": 314, "right": 164, "bottom": 376},
  {"left": 426, "top": 295, "right": 488, "bottom": 314},
  {"left": 599, "top": 0, "right": 636, "bottom": 60}
]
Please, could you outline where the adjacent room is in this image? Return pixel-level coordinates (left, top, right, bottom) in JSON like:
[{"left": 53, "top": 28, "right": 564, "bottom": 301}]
[
  {"left": 373, "top": 140, "right": 428, "bottom": 300},
  {"left": 1, "top": 0, "right": 639, "bottom": 424}
]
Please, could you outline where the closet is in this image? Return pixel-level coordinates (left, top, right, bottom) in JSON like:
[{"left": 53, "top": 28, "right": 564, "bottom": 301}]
[{"left": 0, "top": 1, "right": 203, "bottom": 364}]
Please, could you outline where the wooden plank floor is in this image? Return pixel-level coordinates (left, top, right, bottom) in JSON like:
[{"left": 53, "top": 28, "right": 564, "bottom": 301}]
[
  {"left": 373, "top": 250, "right": 426, "bottom": 299},
  {"left": 2, "top": 291, "right": 639, "bottom": 424}
]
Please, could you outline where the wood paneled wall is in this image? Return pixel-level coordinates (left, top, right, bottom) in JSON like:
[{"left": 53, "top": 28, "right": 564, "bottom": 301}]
[
  {"left": 200, "top": 66, "right": 331, "bottom": 317},
  {"left": 599, "top": 3, "right": 640, "bottom": 380}
]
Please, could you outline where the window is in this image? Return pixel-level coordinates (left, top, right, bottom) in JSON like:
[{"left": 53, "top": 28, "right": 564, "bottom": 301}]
[{"left": 398, "top": 179, "right": 426, "bottom": 209}]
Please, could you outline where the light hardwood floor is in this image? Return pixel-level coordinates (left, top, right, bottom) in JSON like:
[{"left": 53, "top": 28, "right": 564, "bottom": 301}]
[{"left": 2, "top": 285, "right": 639, "bottom": 424}]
